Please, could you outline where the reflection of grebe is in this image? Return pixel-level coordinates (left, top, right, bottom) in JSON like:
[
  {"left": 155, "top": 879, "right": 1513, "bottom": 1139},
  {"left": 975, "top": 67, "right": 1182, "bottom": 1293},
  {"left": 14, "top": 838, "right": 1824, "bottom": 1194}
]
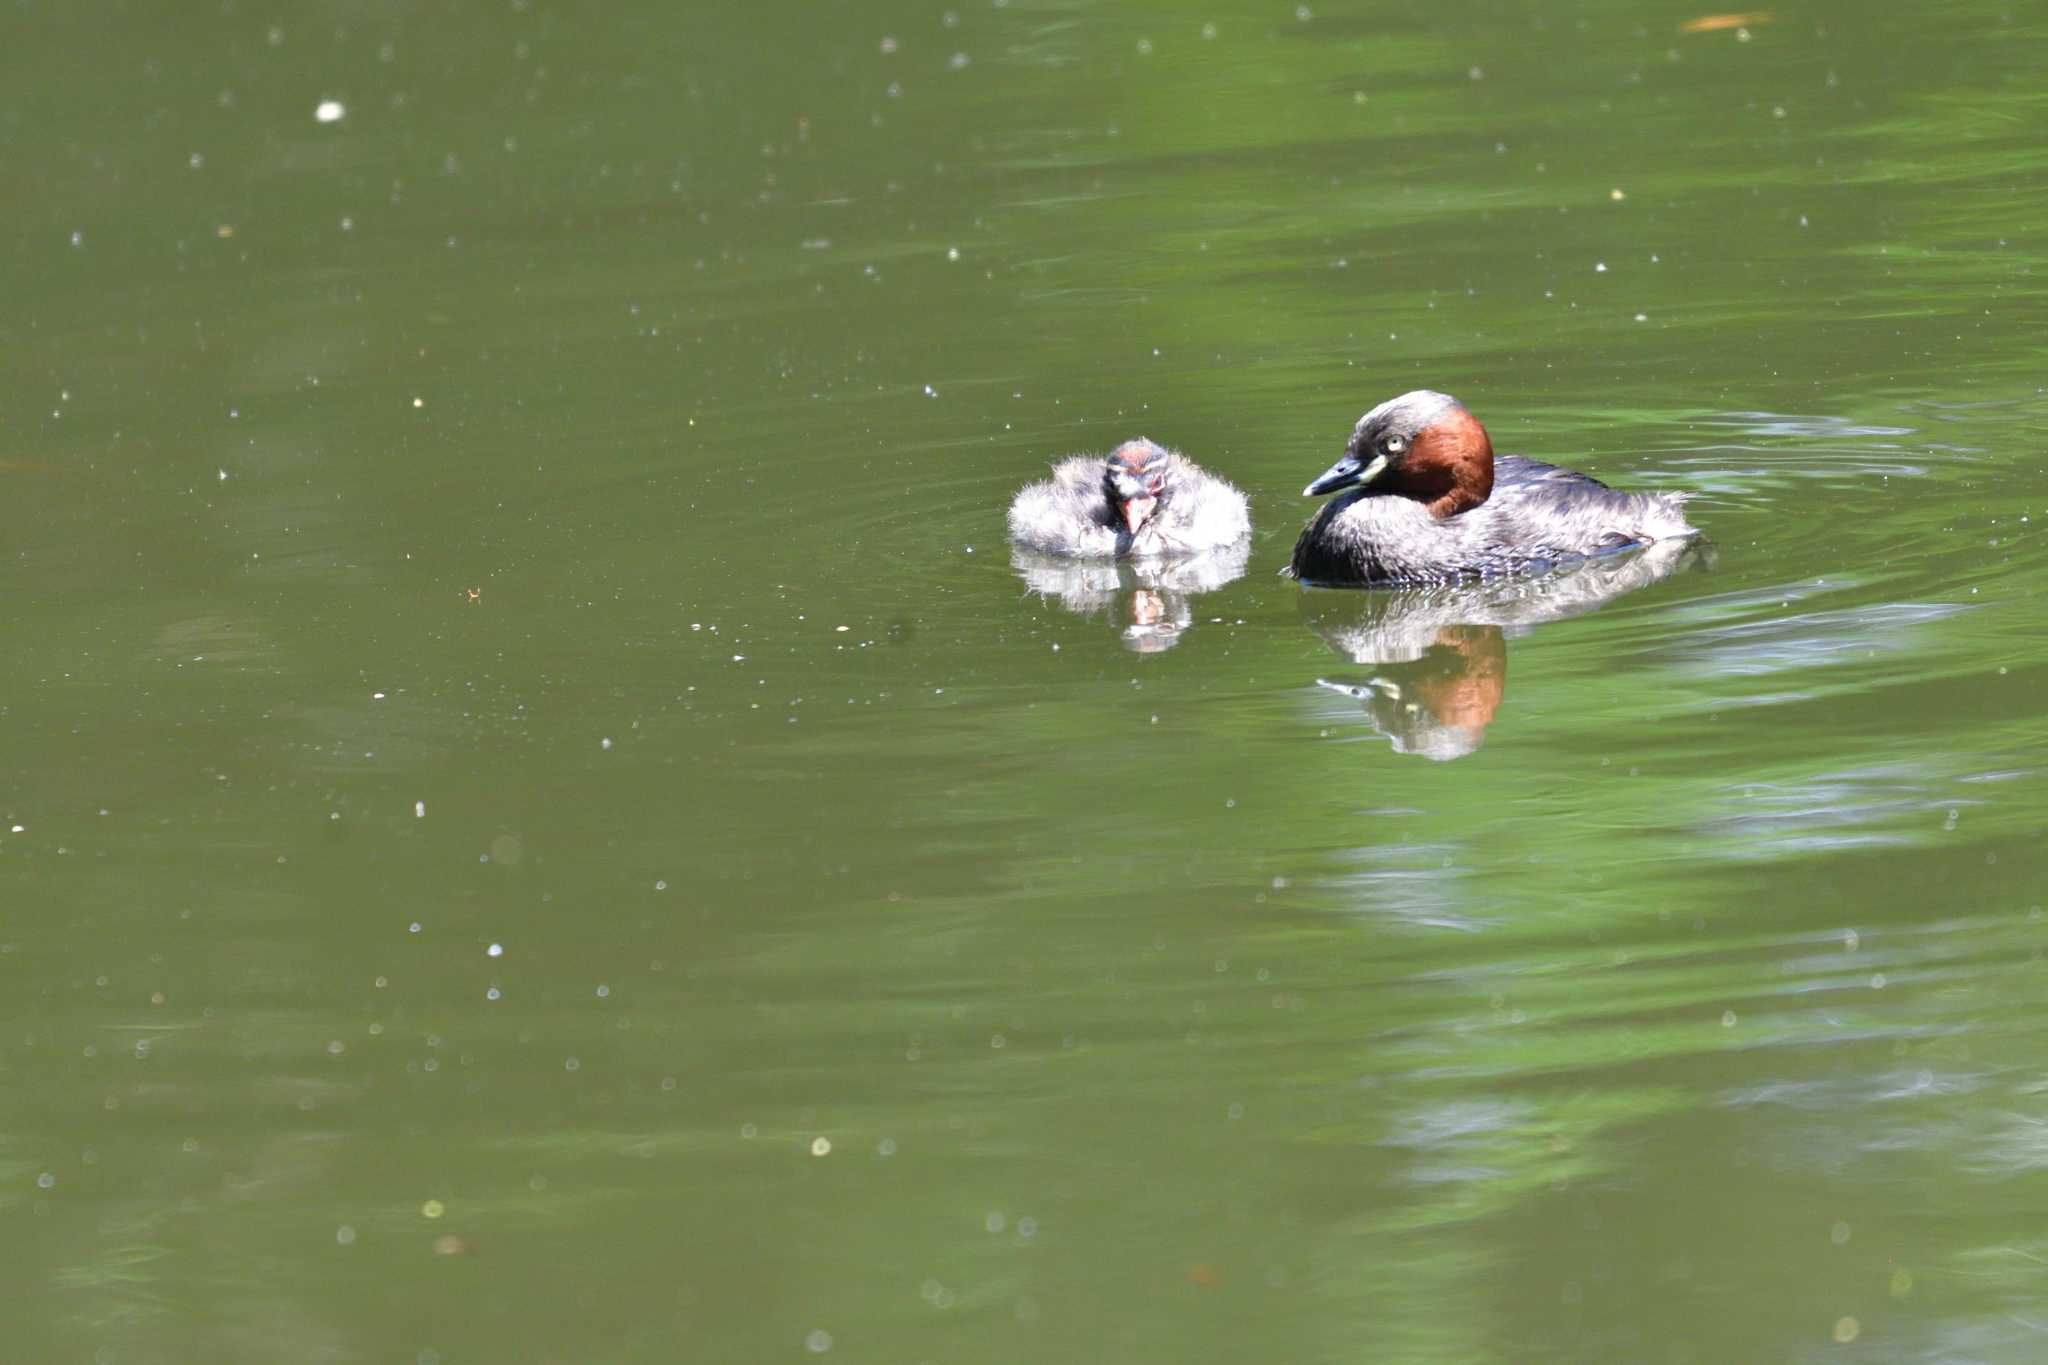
[
  {"left": 1287, "top": 391, "right": 1696, "bottom": 585},
  {"left": 1317, "top": 627, "right": 1506, "bottom": 762},
  {"left": 1304, "top": 538, "right": 1705, "bottom": 759},
  {"left": 1011, "top": 540, "right": 1249, "bottom": 654},
  {"left": 1009, "top": 439, "right": 1250, "bottom": 560}
]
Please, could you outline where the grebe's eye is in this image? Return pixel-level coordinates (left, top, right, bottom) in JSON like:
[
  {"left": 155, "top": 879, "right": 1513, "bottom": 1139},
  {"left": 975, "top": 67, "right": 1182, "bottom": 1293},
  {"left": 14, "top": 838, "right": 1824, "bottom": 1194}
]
[{"left": 1384, "top": 435, "right": 1407, "bottom": 455}]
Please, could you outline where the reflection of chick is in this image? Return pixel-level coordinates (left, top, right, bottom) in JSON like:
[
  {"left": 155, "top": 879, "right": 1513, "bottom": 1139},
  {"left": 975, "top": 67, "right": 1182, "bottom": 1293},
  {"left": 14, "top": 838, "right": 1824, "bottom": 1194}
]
[
  {"left": 1121, "top": 589, "right": 1192, "bottom": 654},
  {"left": 1305, "top": 538, "right": 1705, "bottom": 759},
  {"left": 1012, "top": 540, "right": 1248, "bottom": 654}
]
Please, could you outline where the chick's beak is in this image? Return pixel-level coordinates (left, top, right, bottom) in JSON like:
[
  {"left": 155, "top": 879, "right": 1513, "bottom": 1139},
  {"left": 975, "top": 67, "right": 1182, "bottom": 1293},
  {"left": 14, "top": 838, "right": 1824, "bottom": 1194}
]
[
  {"left": 1303, "top": 451, "right": 1390, "bottom": 498},
  {"left": 1121, "top": 496, "right": 1157, "bottom": 533}
]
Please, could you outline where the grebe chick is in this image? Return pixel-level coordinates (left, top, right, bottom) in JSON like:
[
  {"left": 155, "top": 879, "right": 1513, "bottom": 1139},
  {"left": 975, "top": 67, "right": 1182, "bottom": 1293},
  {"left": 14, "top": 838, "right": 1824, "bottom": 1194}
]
[
  {"left": 1285, "top": 391, "right": 1696, "bottom": 586},
  {"left": 1008, "top": 439, "right": 1250, "bottom": 560}
]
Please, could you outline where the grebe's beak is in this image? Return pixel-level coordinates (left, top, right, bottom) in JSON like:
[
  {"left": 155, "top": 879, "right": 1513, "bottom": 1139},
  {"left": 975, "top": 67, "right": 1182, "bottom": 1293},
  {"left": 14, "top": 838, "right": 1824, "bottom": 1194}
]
[
  {"left": 1303, "top": 451, "right": 1389, "bottom": 497},
  {"left": 1120, "top": 496, "right": 1157, "bottom": 533}
]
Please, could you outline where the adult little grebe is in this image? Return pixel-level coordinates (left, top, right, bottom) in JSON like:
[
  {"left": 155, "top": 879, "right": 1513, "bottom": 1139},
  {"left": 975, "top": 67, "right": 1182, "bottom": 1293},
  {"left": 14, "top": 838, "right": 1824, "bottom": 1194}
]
[
  {"left": 1009, "top": 439, "right": 1250, "bottom": 560},
  {"left": 1285, "top": 391, "right": 1695, "bottom": 586}
]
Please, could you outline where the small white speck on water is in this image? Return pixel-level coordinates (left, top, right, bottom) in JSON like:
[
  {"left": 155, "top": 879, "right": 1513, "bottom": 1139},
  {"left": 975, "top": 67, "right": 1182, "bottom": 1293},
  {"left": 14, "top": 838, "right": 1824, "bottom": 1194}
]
[
  {"left": 411, "top": 397, "right": 423, "bottom": 408},
  {"left": 601, "top": 737, "right": 613, "bottom": 750},
  {"left": 315, "top": 99, "right": 346, "bottom": 123},
  {"left": 811, "top": 1137, "right": 832, "bottom": 1157},
  {"left": 336, "top": 1224, "right": 356, "bottom": 1245},
  {"left": 595, "top": 984, "right": 610, "bottom": 998},
  {"left": 1594, "top": 261, "right": 1608, "bottom": 273},
  {"left": 923, "top": 384, "right": 937, "bottom": 397},
  {"left": 487, "top": 943, "right": 503, "bottom": 958},
  {"left": 655, "top": 879, "right": 668, "bottom": 891},
  {"left": 946, "top": 246, "right": 960, "bottom": 261},
  {"left": 1721, "top": 1010, "right": 1737, "bottom": 1027},
  {"left": 409, "top": 922, "right": 421, "bottom": 934},
  {"left": 805, "top": 1330, "right": 833, "bottom": 1354},
  {"left": 486, "top": 987, "right": 500, "bottom": 1001}
]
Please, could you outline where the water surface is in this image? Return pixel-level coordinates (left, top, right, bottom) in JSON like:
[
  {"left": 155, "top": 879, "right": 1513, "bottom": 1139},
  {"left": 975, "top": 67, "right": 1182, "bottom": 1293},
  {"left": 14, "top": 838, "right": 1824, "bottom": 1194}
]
[{"left": 4, "top": 1, "right": 2046, "bottom": 1360}]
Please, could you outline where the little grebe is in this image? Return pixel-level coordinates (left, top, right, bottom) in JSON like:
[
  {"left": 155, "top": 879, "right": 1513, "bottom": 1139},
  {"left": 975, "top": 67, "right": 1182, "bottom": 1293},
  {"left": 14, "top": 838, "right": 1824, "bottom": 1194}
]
[
  {"left": 1009, "top": 439, "right": 1250, "bottom": 560},
  {"left": 1285, "top": 391, "right": 1695, "bottom": 586}
]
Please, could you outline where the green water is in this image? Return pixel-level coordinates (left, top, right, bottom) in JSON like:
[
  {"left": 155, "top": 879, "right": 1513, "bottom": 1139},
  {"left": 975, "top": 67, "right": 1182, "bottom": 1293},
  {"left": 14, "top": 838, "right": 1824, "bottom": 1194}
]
[{"left": 5, "top": 1, "right": 2045, "bottom": 1360}]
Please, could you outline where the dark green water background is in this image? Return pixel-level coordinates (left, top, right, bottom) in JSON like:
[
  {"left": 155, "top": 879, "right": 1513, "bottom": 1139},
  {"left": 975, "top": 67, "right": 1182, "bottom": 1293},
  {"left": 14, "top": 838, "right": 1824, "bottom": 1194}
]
[{"left": 5, "top": 1, "right": 2045, "bottom": 1360}]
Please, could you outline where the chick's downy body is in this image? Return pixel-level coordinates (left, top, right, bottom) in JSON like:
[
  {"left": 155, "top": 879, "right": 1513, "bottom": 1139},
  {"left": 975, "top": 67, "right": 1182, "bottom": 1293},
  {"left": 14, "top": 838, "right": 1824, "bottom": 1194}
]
[{"left": 1009, "top": 439, "right": 1250, "bottom": 560}]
